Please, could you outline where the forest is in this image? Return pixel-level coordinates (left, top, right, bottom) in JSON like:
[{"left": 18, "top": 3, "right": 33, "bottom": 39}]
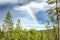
[{"left": 0, "top": 0, "right": 59, "bottom": 40}]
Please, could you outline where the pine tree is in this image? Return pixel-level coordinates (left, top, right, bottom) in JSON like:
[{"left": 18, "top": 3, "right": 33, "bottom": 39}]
[
  {"left": 4, "top": 10, "right": 14, "bottom": 40},
  {"left": 46, "top": 0, "right": 59, "bottom": 40},
  {"left": 4, "top": 11, "right": 14, "bottom": 31},
  {"left": 16, "top": 18, "right": 22, "bottom": 40},
  {"left": 16, "top": 18, "right": 22, "bottom": 31}
]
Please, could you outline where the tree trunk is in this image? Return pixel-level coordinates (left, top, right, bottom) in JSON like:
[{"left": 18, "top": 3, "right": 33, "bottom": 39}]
[
  {"left": 56, "top": 0, "right": 59, "bottom": 40},
  {"left": 58, "top": 12, "right": 60, "bottom": 40}
]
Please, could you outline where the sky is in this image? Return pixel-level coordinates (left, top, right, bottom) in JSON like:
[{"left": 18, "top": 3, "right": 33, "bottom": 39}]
[{"left": 0, "top": 0, "right": 57, "bottom": 30}]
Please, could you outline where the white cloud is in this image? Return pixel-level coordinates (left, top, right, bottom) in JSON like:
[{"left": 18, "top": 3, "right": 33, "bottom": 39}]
[
  {"left": 13, "top": 2, "right": 48, "bottom": 13},
  {"left": 0, "top": 0, "right": 18, "bottom": 4},
  {"left": 20, "top": 17, "right": 46, "bottom": 30},
  {"left": 22, "top": 23, "right": 46, "bottom": 30},
  {"left": 28, "top": 2, "right": 48, "bottom": 12},
  {"left": 0, "top": 0, "right": 48, "bottom": 5},
  {"left": 14, "top": 5, "right": 27, "bottom": 11},
  {"left": 35, "top": 0, "right": 47, "bottom": 3},
  {"left": 0, "top": 0, "right": 35, "bottom": 5},
  {"left": 14, "top": 1, "right": 56, "bottom": 12},
  {"left": 29, "top": 2, "right": 48, "bottom": 9}
]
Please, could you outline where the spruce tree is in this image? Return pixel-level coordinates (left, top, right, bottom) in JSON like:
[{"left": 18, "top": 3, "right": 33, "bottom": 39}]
[
  {"left": 4, "top": 11, "right": 14, "bottom": 31},
  {"left": 16, "top": 18, "right": 22, "bottom": 40},
  {"left": 16, "top": 18, "right": 22, "bottom": 31},
  {"left": 4, "top": 10, "right": 14, "bottom": 40}
]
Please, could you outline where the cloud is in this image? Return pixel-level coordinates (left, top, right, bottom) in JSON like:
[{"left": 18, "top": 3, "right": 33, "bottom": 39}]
[
  {"left": 14, "top": 1, "right": 55, "bottom": 13},
  {"left": 13, "top": 2, "right": 48, "bottom": 12},
  {"left": 29, "top": 2, "right": 48, "bottom": 9},
  {"left": 0, "top": 0, "right": 36, "bottom": 5},
  {"left": 0, "top": 0, "right": 47, "bottom": 4},
  {"left": 22, "top": 24, "right": 46, "bottom": 30},
  {"left": 14, "top": 5, "right": 27, "bottom": 11},
  {"left": 20, "top": 17, "right": 46, "bottom": 30},
  {"left": 29, "top": 2, "right": 48, "bottom": 13},
  {"left": 0, "top": 0, "right": 18, "bottom": 5},
  {"left": 0, "top": 0, "right": 48, "bottom": 6},
  {"left": 36, "top": 0, "right": 47, "bottom": 3}
]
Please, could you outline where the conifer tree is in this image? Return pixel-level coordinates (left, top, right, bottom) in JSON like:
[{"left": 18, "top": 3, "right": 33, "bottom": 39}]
[
  {"left": 4, "top": 11, "right": 14, "bottom": 31},
  {"left": 16, "top": 18, "right": 22, "bottom": 31},
  {"left": 4, "top": 10, "right": 14, "bottom": 40},
  {"left": 16, "top": 18, "right": 22, "bottom": 40},
  {"left": 47, "top": 0, "right": 60, "bottom": 40}
]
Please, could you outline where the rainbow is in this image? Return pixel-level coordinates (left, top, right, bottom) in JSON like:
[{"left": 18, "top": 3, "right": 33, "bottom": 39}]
[{"left": 26, "top": 6, "right": 37, "bottom": 23}]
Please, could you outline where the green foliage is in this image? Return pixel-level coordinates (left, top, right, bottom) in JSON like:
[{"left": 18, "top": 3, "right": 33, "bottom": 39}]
[
  {"left": 47, "top": 0, "right": 55, "bottom": 4},
  {"left": 4, "top": 10, "right": 14, "bottom": 31},
  {"left": 16, "top": 18, "right": 22, "bottom": 31},
  {"left": 2, "top": 10, "right": 14, "bottom": 40},
  {"left": 46, "top": 0, "right": 59, "bottom": 40}
]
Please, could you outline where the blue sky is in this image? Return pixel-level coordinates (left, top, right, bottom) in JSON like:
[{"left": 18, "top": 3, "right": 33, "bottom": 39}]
[{"left": 0, "top": 0, "right": 57, "bottom": 30}]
